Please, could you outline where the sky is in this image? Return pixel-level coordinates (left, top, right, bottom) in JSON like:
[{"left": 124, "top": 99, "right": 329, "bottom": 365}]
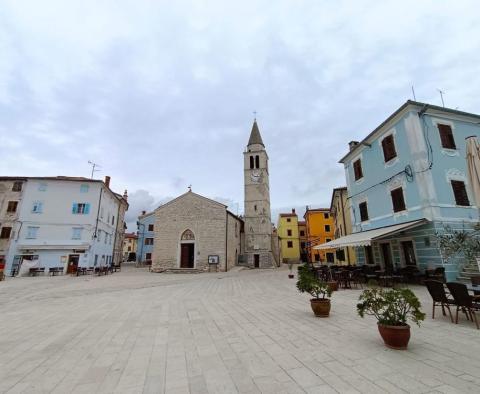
[{"left": 1, "top": 0, "right": 480, "bottom": 231}]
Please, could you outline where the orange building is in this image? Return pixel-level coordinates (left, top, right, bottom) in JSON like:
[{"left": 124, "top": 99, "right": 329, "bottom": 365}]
[{"left": 303, "top": 207, "right": 335, "bottom": 263}]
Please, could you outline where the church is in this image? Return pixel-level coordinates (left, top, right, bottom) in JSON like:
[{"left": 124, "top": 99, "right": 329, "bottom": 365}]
[{"left": 149, "top": 120, "right": 277, "bottom": 272}]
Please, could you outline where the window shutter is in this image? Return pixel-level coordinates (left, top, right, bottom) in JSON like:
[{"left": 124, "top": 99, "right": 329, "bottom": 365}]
[
  {"left": 359, "top": 202, "right": 368, "bottom": 222},
  {"left": 438, "top": 124, "right": 456, "bottom": 149},
  {"left": 391, "top": 188, "right": 406, "bottom": 212},
  {"left": 382, "top": 135, "right": 397, "bottom": 162},
  {"left": 85, "top": 203, "right": 90, "bottom": 214},
  {"left": 451, "top": 181, "right": 470, "bottom": 206},
  {"left": 353, "top": 160, "right": 363, "bottom": 180},
  {"left": 72, "top": 203, "right": 77, "bottom": 214}
]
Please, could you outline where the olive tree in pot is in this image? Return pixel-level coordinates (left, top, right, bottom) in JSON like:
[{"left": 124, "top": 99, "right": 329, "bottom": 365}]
[
  {"left": 297, "top": 263, "right": 332, "bottom": 317},
  {"left": 357, "top": 288, "right": 425, "bottom": 349}
]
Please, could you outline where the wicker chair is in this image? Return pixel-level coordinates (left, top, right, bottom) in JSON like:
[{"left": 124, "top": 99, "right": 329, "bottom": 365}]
[
  {"left": 446, "top": 282, "right": 480, "bottom": 329},
  {"left": 424, "top": 280, "right": 455, "bottom": 322}
]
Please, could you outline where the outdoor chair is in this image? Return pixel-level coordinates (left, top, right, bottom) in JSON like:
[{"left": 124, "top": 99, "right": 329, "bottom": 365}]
[
  {"left": 446, "top": 282, "right": 480, "bottom": 329},
  {"left": 424, "top": 280, "right": 455, "bottom": 322},
  {"left": 471, "top": 275, "right": 480, "bottom": 296},
  {"left": 350, "top": 269, "right": 363, "bottom": 289}
]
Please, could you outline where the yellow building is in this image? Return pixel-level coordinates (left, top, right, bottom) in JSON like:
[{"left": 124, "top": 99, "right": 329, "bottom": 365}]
[
  {"left": 304, "top": 207, "right": 335, "bottom": 263},
  {"left": 330, "top": 187, "right": 356, "bottom": 265},
  {"left": 298, "top": 221, "right": 308, "bottom": 262},
  {"left": 277, "top": 209, "right": 301, "bottom": 263},
  {"left": 122, "top": 233, "right": 138, "bottom": 261}
]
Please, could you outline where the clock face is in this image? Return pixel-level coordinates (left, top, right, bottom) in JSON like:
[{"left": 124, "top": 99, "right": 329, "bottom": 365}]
[{"left": 250, "top": 171, "right": 261, "bottom": 183}]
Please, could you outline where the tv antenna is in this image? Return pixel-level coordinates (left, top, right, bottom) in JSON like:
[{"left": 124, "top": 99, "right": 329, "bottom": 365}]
[
  {"left": 88, "top": 161, "right": 101, "bottom": 179},
  {"left": 437, "top": 88, "right": 446, "bottom": 107}
]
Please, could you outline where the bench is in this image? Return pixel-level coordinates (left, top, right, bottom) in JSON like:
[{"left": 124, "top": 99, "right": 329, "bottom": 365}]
[
  {"left": 49, "top": 267, "right": 64, "bottom": 276},
  {"left": 29, "top": 267, "right": 45, "bottom": 276}
]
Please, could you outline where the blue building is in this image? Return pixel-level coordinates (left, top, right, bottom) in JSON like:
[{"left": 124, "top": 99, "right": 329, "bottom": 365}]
[
  {"left": 319, "top": 101, "right": 480, "bottom": 281},
  {"left": 137, "top": 210, "right": 155, "bottom": 263}
]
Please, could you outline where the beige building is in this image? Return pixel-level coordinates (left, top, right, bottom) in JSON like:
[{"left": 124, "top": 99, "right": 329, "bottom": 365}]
[
  {"left": 243, "top": 120, "right": 276, "bottom": 268},
  {"left": 277, "top": 209, "right": 300, "bottom": 263},
  {"left": 122, "top": 232, "right": 138, "bottom": 261},
  {"left": 330, "top": 187, "right": 356, "bottom": 265},
  {"left": 151, "top": 191, "right": 243, "bottom": 272}
]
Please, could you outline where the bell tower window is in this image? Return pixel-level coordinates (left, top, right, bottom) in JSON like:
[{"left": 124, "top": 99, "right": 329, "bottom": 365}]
[
  {"left": 250, "top": 156, "right": 254, "bottom": 169},
  {"left": 255, "top": 155, "right": 260, "bottom": 168}
]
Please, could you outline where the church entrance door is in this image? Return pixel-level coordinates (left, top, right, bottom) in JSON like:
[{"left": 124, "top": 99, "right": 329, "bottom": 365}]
[
  {"left": 180, "top": 243, "right": 195, "bottom": 268},
  {"left": 254, "top": 254, "right": 260, "bottom": 268}
]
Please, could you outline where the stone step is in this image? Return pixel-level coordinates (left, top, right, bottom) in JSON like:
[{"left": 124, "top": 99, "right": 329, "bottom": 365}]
[{"left": 163, "top": 268, "right": 202, "bottom": 274}]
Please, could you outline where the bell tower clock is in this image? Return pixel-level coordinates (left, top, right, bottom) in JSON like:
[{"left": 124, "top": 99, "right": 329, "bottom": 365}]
[{"left": 243, "top": 119, "right": 275, "bottom": 268}]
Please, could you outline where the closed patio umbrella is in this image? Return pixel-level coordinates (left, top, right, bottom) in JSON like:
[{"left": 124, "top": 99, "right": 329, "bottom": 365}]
[{"left": 466, "top": 136, "right": 480, "bottom": 209}]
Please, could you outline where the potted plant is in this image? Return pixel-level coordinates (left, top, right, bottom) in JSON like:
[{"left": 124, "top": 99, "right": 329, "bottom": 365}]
[
  {"left": 357, "top": 288, "right": 425, "bottom": 349},
  {"left": 296, "top": 263, "right": 332, "bottom": 317},
  {"left": 288, "top": 262, "right": 294, "bottom": 279}
]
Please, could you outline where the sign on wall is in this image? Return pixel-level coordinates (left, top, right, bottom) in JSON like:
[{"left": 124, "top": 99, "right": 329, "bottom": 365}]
[{"left": 208, "top": 255, "right": 219, "bottom": 265}]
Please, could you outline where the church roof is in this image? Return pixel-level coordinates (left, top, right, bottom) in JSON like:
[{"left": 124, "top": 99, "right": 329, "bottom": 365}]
[{"left": 248, "top": 120, "right": 264, "bottom": 147}]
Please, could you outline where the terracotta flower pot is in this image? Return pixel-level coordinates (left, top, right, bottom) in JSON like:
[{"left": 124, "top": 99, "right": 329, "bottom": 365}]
[
  {"left": 327, "top": 281, "right": 338, "bottom": 292},
  {"left": 377, "top": 323, "right": 411, "bottom": 350},
  {"left": 310, "top": 298, "right": 331, "bottom": 317}
]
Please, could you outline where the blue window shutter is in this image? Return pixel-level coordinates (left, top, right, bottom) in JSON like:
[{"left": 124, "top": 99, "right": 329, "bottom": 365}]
[
  {"left": 72, "top": 203, "right": 77, "bottom": 214},
  {"left": 85, "top": 203, "right": 90, "bottom": 214}
]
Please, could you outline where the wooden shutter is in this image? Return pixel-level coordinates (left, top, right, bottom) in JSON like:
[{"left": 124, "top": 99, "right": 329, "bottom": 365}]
[
  {"left": 451, "top": 180, "right": 470, "bottom": 206},
  {"left": 353, "top": 159, "right": 363, "bottom": 180},
  {"left": 438, "top": 124, "right": 456, "bottom": 149},
  {"left": 359, "top": 202, "right": 369, "bottom": 222},
  {"left": 382, "top": 135, "right": 397, "bottom": 162},
  {"left": 391, "top": 188, "right": 406, "bottom": 212}
]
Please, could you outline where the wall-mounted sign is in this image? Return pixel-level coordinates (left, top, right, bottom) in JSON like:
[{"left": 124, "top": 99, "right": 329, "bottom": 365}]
[{"left": 208, "top": 255, "right": 219, "bottom": 264}]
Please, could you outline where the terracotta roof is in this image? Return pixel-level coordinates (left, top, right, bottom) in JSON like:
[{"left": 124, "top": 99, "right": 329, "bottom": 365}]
[
  {"left": 248, "top": 120, "right": 264, "bottom": 146},
  {"left": 124, "top": 233, "right": 138, "bottom": 239},
  {"left": 298, "top": 221, "right": 306, "bottom": 225},
  {"left": 279, "top": 213, "right": 297, "bottom": 217}
]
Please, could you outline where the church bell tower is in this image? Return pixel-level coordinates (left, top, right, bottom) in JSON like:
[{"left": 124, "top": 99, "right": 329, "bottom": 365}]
[{"left": 243, "top": 120, "right": 275, "bottom": 268}]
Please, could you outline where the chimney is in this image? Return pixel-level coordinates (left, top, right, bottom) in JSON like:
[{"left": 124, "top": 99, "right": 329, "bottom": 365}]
[
  {"left": 104, "top": 176, "right": 111, "bottom": 188},
  {"left": 141, "top": 210, "right": 146, "bottom": 216},
  {"left": 349, "top": 141, "right": 359, "bottom": 151},
  {"left": 292, "top": 208, "right": 296, "bottom": 214},
  {"left": 123, "top": 189, "right": 128, "bottom": 201}
]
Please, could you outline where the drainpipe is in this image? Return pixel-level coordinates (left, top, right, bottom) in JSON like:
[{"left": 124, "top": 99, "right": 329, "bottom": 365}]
[{"left": 225, "top": 211, "right": 228, "bottom": 272}]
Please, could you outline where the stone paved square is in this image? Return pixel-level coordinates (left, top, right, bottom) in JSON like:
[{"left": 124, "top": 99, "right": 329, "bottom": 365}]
[{"left": 0, "top": 267, "right": 479, "bottom": 393}]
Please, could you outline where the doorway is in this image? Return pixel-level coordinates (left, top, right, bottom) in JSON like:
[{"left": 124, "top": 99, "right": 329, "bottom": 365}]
[
  {"left": 67, "top": 254, "right": 79, "bottom": 274},
  {"left": 401, "top": 240, "right": 417, "bottom": 266},
  {"left": 180, "top": 244, "right": 195, "bottom": 268},
  {"left": 254, "top": 254, "right": 260, "bottom": 268},
  {"left": 380, "top": 243, "right": 393, "bottom": 272}
]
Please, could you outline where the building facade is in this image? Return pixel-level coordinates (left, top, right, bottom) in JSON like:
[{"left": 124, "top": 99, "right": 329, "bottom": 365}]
[
  {"left": 298, "top": 221, "right": 308, "bottom": 262},
  {"left": 151, "top": 191, "right": 243, "bottom": 272},
  {"left": 337, "top": 100, "right": 480, "bottom": 280},
  {"left": 122, "top": 232, "right": 138, "bottom": 261},
  {"left": 1, "top": 176, "right": 128, "bottom": 275},
  {"left": 304, "top": 207, "right": 335, "bottom": 263},
  {"left": 330, "top": 187, "right": 356, "bottom": 265},
  {"left": 137, "top": 210, "right": 155, "bottom": 263},
  {"left": 277, "top": 209, "right": 300, "bottom": 263},
  {"left": 243, "top": 120, "right": 276, "bottom": 268}
]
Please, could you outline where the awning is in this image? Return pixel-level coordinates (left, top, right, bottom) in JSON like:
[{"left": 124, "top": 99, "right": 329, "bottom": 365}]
[
  {"left": 17, "top": 243, "right": 90, "bottom": 250},
  {"left": 313, "top": 219, "right": 428, "bottom": 250}
]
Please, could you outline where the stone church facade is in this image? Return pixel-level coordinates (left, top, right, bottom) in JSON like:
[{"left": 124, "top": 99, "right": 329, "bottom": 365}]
[{"left": 150, "top": 191, "right": 243, "bottom": 272}]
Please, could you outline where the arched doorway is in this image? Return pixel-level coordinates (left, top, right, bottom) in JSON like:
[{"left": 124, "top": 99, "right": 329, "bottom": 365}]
[{"left": 179, "top": 229, "right": 195, "bottom": 268}]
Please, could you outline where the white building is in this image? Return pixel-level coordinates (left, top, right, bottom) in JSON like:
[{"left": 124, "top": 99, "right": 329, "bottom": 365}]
[{"left": 1, "top": 176, "right": 128, "bottom": 276}]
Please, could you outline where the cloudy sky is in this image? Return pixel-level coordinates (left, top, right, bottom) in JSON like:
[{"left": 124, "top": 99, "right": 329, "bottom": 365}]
[{"left": 1, "top": 0, "right": 480, "bottom": 230}]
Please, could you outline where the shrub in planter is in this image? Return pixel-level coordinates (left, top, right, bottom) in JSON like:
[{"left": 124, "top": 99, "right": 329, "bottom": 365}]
[
  {"left": 297, "top": 263, "right": 332, "bottom": 317},
  {"left": 357, "top": 288, "right": 425, "bottom": 349}
]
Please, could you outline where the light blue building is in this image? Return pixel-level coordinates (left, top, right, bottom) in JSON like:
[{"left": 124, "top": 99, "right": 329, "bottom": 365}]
[
  {"left": 325, "top": 101, "right": 480, "bottom": 281},
  {"left": 137, "top": 210, "right": 155, "bottom": 263}
]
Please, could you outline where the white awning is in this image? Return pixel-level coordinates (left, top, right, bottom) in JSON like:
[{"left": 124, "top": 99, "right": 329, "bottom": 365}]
[
  {"left": 17, "top": 243, "right": 90, "bottom": 250},
  {"left": 313, "top": 219, "right": 428, "bottom": 250}
]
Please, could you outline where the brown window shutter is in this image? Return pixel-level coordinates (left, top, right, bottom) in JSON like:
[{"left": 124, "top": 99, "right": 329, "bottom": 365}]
[
  {"left": 359, "top": 202, "right": 368, "bottom": 222},
  {"left": 391, "top": 188, "right": 406, "bottom": 212},
  {"left": 353, "top": 159, "right": 363, "bottom": 180},
  {"left": 382, "top": 135, "right": 397, "bottom": 162},
  {"left": 451, "top": 180, "right": 470, "bottom": 206},
  {"left": 438, "top": 124, "right": 456, "bottom": 149}
]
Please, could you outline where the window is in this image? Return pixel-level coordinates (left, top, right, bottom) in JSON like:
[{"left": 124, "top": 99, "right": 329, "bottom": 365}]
[
  {"left": 326, "top": 253, "right": 334, "bottom": 263},
  {"left": 300, "top": 230, "right": 305, "bottom": 236},
  {"left": 381, "top": 134, "right": 397, "bottom": 162},
  {"left": 326, "top": 238, "right": 331, "bottom": 243},
  {"left": 26, "top": 226, "right": 39, "bottom": 239},
  {"left": 111, "top": 215, "right": 115, "bottom": 225},
  {"left": 287, "top": 241, "right": 293, "bottom": 248},
  {"left": 12, "top": 182, "right": 22, "bottom": 192},
  {"left": 127, "top": 246, "right": 131, "bottom": 251},
  {"left": 451, "top": 180, "right": 470, "bottom": 206},
  {"left": 249, "top": 156, "right": 254, "bottom": 169},
  {"left": 38, "top": 183, "right": 47, "bottom": 191},
  {"left": 80, "top": 184, "right": 89, "bottom": 193},
  {"left": 325, "top": 225, "right": 330, "bottom": 232},
  {"left": 391, "top": 187, "right": 406, "bottom": 212},
  {"left": 255, "top": 155, "right": 260, "bottom": 168},
  {"left": 359, "top": 202, "right": 369, "bottom": 222},
  {"left": 287, "top": 229, "right": 292, "bottom": 236},
  {"left": 364, "top": 245, "right": 374, "bottom": 264},
  {"left": 104, "top": 233, "right": 107, "bottom": 244},
  {"left": 97, "top": 230, "right": 102, "bottom": 242},
  {"left": 72, "top": 203, "right": 90, "bottom": 214},
  {"left": 0, "top": 227, "right": 12, "bottom": 239},
  {"left": 7, "top": 201, "right": 18, "bottom": 213},
  {"left": 145, "top": 238, "right": 154, "bottom": 245},
  {"left": 145, "top": 253, "right": 152, "bottom": 260},
  {"left": 314, "top": 253, "right": 320, "bottom": 262},
  {"left": 148, "top": 224, "right": 154, "bottom": 232},
  {"left": 324, "top": 213, "right": 329, "bottom": 219},
  {"left": 72, "top": 227, "right": 83, "bottom": 240},
  {"left": 32, "top": 201, "right": 43, "bottom": 214},
  {"left": 300, "top": 242, "right": 306, "bottom": 249},
  {"left": 353, "top": 159, "right": 363, "bottom": 180},
  {"left": 286, "top": 218, "right": 291, "bottom": 222},
  {"left": 438, "top": 124, "right": 456, "bottom": 149}
]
